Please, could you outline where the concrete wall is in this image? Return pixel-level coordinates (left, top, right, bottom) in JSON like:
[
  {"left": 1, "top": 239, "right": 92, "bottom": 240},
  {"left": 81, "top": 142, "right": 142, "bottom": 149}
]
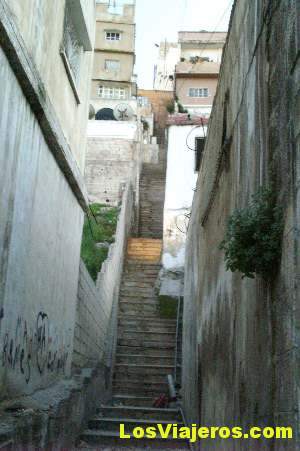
[
  {"left": 85, "top": 121, "right": 139, "bottom": 205},
  {"left": 0, "top": 46, "right": 83, "bottom": 398},
  {"left": 92, "top": 51, "right": 135, "bottom": 82},
  {"left": 163, "top": 125, "right": 202, "bottom": 272},
  {"left": 73, "top": 262, "right": 110, "bottom": 369},
  {"left": 96, "top": 2, "right": 135, "bottom": 24},
  {"left": 183, "top": 0, "right": 300, "bottom": 449},
  {"left": 95, "top": 21, "right": 135, "bottom": 53},
  {"left": 7, "top": 0, "right": 95, "bottom": 171}
]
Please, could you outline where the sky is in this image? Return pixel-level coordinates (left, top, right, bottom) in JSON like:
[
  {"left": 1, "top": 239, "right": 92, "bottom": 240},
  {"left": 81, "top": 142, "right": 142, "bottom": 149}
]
[{"left": 135, "top": 0, "right": 234, "bottom": 88}]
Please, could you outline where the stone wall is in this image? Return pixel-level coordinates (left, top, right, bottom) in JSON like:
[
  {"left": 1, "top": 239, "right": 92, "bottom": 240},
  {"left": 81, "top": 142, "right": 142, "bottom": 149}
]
[
  {"left": 73, "top": 183, "right": 134, "bottom": 379},
  {"left": 183, "top": 0, "right": 300, "bottom": 449}
]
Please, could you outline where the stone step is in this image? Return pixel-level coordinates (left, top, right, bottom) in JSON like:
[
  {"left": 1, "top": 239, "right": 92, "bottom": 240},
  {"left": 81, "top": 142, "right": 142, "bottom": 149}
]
[
  {"left": 127, "top": 256, "right": 161, "bottom": 263},
  {"left": 112, "top": 395, "right": 154, "bottom": 407},
  {"left": 88, "top": 417, "right": 183, "bottom": 433},
  {"left": 119, "top": 303, "right": 159, "bottom": 315},
  {"left": 119, "top": 295, "right": 158, "bottom": 302},
  {"left": 118, "top": 317, "right": 176, "bottom": 327},
  {"left": 96, "top": 405, "right": 181, "bottom": 421},
  {"left": 112, "top": 380, "right": 169, "bottom": 396},
  {"left": 118, "top": 323, "right": 176, "bottom": 333},
  {"left": 122, "top": 281, "right": 157, "bottom": 288},
  {"left": 124, "top": 263, "right": 161, "bottom": 270},
  {"left": 116, "top": 354, "right": 175, "bottom": 365},
  {"left": 116, "top": 345, "right": 175, "bottom": 357},
  {"left": 118, "top": 322, "right": 176, "bottom": 340},
  {"left": 80, "top": 429, "right": 189, "bottom": 449},
  {"left": 120, "top": 287, "right": 156, "bottom": 296},
  {"left": 115, "top": 362, "right": 175, "bottom": 374},
  {"left": 114, "top": 373, "right": 171, "bottom": 385},
  {"left": 117, "top": 338, "right": 175, "bottom": 349},
  {"left": 119, "top": 330, "right": 175, "bottom": 341}
]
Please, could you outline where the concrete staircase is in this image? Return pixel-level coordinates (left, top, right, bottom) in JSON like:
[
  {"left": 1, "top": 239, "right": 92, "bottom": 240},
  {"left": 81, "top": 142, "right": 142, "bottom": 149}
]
[
  {"left": 127, "top": 238, "right": 162, "bottom": 263},
  {"left": 80, "top": 259, "right": 188, "bottom": 448},
  {"left": 79, "top": 162, "right": 188, "bottom": 449},
  {"left": 139, "top": 163, "right": 166, "bottom": 239}
]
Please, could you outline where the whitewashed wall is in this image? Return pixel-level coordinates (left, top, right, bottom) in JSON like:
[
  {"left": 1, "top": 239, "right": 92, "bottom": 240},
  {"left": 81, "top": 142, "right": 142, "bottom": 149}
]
[
  {"left": 0, "top": 47, "right": 84, "bottom": 397},
  {"left": 163, "top": 124, "right": 206, "bottom": 271}
]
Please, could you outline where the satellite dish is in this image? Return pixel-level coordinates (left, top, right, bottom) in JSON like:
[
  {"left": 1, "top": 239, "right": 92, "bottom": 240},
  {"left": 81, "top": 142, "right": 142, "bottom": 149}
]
[{"left": 113, "top": 103, "right": 134, "bottom": 121}]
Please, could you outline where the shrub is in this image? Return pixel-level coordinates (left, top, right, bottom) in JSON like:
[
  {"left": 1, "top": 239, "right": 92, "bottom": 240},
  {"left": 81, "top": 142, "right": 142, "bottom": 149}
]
[
  {"left": 81, "top": 204, "right": 119, "bottom": 281},
  {"left": 220, "top": 187, "right": 283, "bottom": 279}
]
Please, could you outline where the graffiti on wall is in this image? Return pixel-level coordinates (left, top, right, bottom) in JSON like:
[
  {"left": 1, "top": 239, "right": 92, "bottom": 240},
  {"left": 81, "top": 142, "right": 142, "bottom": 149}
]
[{"left": 0, "top": 310, "right": 68, "bottom": 384}]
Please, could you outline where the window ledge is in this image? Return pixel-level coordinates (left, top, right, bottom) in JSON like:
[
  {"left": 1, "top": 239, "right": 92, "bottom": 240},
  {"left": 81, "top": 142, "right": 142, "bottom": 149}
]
[{"left": 60, "top": 49, "right": 81, "bottom": 105}]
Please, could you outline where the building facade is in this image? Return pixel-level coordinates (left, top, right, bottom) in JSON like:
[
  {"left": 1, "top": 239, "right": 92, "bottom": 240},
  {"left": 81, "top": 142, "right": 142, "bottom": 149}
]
[
  {"left": 91, "top": 0, "right": 137, "bottom": 118},
  {"left": 153, "top": 41, "right": 180, "bottom": 91},
  {"left": 175, "top": 31, "right": 226, "bottom": 116}
]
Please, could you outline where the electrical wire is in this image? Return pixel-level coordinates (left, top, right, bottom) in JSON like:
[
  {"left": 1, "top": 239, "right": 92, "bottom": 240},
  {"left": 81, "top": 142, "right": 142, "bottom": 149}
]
[{"left": 185, "top": 125, "right": 202, "bottom": 151}]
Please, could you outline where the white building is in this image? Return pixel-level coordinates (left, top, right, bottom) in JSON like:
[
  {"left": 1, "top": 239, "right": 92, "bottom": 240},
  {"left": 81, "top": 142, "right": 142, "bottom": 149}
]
[
  {"left": 153, "top": 41, "right": 180, "bottom": 91},
  {"left": 163, "top": 114, "right": 208, "bottom": 274}
]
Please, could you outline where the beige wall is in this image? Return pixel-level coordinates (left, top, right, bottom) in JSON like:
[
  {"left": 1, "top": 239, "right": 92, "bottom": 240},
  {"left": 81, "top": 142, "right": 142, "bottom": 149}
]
[
  {"left": 96, "top": 3, "right": 135, "bottom": 24},
  {"left": 93, "top": 51, "right": 134, "bottom": 82},
  {"left": 8, "top": 0, "right": 95, "bottom": 171},
  {"left": 95, "top": 21, "right": 135, "bottom": 53},
  {"left": 176, "top": 77, "right": 218, "bottom": 106}
]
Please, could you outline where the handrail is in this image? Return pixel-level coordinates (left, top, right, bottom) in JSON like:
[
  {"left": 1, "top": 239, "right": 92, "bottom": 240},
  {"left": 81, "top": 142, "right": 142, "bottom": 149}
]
[{"left": 173, "top": 295, "right": 181, "bottom": 387}]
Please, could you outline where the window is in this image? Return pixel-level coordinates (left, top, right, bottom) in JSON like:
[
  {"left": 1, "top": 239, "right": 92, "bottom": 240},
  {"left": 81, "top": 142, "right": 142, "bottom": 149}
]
[
  {"left": 61, "top": 5, "right": 83, "bottom": 86},
  {"left": 105, "top": 32, "right": 121, "bottom": 41},
  {"left": 98, "top": 86, "right": 126, "bottom": 99},
  {"left": 189, "top": 88, "right": 209, "bottom": 98},
  {"left": 195, "top": 137, "right": 206, "bottom": 172},
  {"left": 105, "top": 59, "right": 121, "bottom": 72}
]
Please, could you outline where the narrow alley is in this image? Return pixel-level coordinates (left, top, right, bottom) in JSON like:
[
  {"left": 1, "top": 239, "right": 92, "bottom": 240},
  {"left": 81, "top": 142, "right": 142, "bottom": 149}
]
[{"left": 0, "top": 0, "right": 299, "bottom": 450}]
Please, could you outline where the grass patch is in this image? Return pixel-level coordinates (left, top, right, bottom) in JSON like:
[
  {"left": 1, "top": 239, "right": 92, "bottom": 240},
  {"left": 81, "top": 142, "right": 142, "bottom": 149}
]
[
  {"left": 81, "top": 204, "right": 119, "bottom": 281},
  {"left": 158, "top": 296, "right": 178, "bottom": 319}
]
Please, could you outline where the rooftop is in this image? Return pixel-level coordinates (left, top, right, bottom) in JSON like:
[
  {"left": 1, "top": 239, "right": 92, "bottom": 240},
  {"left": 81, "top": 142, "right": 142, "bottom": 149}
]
[
  {"left": 178, "top": 31, "right": 227, "bottom": 44},
  {"left": 167, "top": 113, "right": 210, "bottom": 126}
]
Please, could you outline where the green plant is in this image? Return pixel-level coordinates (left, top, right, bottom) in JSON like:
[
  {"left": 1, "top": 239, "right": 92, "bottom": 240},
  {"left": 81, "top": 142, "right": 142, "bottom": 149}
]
[
  {"left": 166, "top": 100, "right": 175, "bottom": 114},
  {"left": 81, "top": 204, "right": 119, "bottom": 281},
  {"left": 166, "top": 97, "right": 188, "bottom": 114},
  {"left": 220, "top": 187, "right": 283, "bottom": 279},
  {"left": 158, "top": 296, "right": 178, "bottom": 319}
]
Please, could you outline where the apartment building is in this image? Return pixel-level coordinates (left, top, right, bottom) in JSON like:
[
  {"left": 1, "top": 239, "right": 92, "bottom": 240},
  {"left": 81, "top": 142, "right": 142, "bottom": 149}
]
[
  {"left": 175, "top": 31, "right": 227, "bottom": 116},
  {"left": 91, "top": 0, "right": 137, "bottom": 119}
]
